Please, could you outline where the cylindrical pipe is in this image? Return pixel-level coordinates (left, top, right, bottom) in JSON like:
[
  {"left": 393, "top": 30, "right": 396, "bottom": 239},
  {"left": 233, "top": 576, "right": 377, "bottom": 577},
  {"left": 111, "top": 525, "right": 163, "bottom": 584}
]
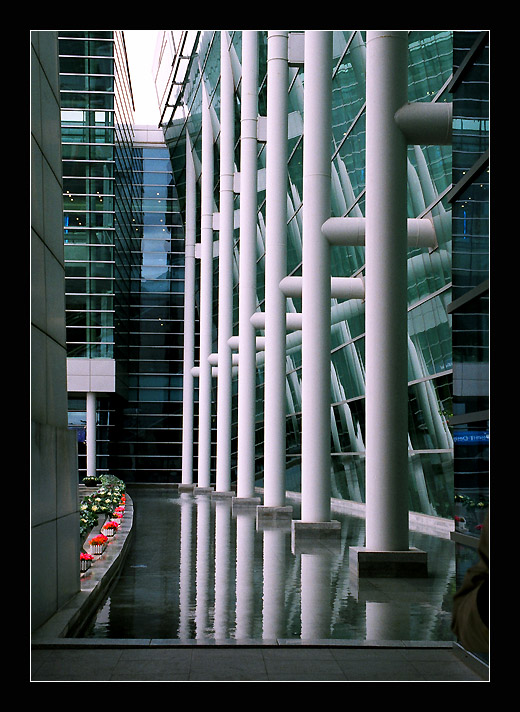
[
  {"left": 181, "top": 132, "right": 196, "bottom": 485},
  {"left": 197, "top": 84, "right": 215, "bottom": 489},
  {"left": 301, "top": 30, "right": 333, "bottom": 523},
  {"left": 215, "top": 32, "right": 235, "bottom": 493},
  {"left": 406, "top": 217, "right": 436, "bottom": 249},
  {"left": 322, "top": 216, "right": 366, "bottom": 246},
  {"left": 228, "top": 335, "right": 265, "bottom": 352},
  {"left": 263, "top": 31, "right": 289, "bottom": 508},
  {"left": 364, "top": 30, "right": 410, "bottom": 551},
  {"left": 331, "top": 277, "right": 365, "bottom": 300},
  {"left": 86, "top": 391, "right": 96, "bottom": 478},
  {"left": 394, "top": 101, "right": 452, "bottom": 146},
  {"left": 280, "top": 275, "right": 365, "bottom": 300},
  {"left": 237, "top": 31, "right": 259, "bottom": 500},
  {"left": 322, "top": 215, "right": 436, "bottom": 249}
]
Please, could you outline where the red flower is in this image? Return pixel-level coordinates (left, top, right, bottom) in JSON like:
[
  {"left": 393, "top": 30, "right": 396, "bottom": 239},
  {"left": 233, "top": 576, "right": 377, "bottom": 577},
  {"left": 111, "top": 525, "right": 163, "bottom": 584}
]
[{"left": 102, "top": 520, "right": 120, "bottom": 529}]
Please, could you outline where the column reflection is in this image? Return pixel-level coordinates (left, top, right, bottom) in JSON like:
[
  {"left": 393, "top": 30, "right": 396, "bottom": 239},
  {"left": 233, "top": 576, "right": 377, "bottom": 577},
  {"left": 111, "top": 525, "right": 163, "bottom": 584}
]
[
  {"left": 214, "top": 498, "right": 232, "bottom": 639},
  {"left": 178, "top": 493, "right": 194, "bottom": 639},
  {"left": 235, "top": 509, "right": 256, "bottom": 639},
  {"left": 195, "top": 493, "right": 212, "bottom": 638},
  {"left": 262, "top": 527, "right": 288, "bottom": 640}
]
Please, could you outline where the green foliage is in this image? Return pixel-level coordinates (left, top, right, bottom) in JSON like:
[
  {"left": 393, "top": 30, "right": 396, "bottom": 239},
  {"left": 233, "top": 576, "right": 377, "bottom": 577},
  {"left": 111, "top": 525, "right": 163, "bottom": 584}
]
[{"left": 79, "top": 474, "right": 126, "bottom": 540}]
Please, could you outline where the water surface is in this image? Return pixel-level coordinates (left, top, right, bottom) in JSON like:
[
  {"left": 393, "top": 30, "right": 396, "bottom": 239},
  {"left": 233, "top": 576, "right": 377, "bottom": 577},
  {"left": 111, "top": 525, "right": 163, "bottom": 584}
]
[{"left": 83, "top": 486, "right": 456, "bottom": 642}]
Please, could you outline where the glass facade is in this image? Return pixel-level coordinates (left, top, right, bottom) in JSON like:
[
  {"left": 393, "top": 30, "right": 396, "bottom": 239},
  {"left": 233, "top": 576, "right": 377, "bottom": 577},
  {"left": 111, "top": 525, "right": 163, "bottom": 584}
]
[
  {"left": 57, "top": 30, "right": 489, "bottom": 525},
  {"left": 160, "top": 31, "right": 458, "bottom": 518},
  {"left": 449, "top": 32, "right": 489, "bottom": 539},
  {"left": 110, "top": 132, "right": 187, "bottom": 481},
  {"left": 60, "top": 30, "right": 118, "bottom": 361},
  {"left": 448, "top": 31, "right": 489, "bottom": 663},
  {"left": 60, "top": 31, "right": 145, "bottom": 476}
]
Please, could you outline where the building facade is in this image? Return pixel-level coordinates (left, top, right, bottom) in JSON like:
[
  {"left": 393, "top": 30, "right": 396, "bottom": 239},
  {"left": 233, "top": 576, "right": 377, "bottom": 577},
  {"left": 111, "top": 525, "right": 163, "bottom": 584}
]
[
  {"left": 32, "top": 30, "right": 79, "bottom": 632},
  {"left": 157, "top": 30, "right": 463, "bottom": 520},
  {"left": 32, "top": 29, "right": 489, "bottom": 656},
  {"left": 59, "top": 31, "right": 187, "bottom": 483}
]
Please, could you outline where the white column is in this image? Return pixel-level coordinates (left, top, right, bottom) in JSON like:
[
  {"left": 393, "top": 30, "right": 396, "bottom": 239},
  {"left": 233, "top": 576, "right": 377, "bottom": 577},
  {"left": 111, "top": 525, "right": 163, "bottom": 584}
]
[
  {"left": 215, "top": 32, "right": 235, "bottom": 494},
  {"left": 300, "top": 31, "right": 335, "bottom": 524},
  {"left": 236, "top": 31, "right": 260, "bottom": 502},
  {"left": 262, "top": 31, "right": 289, "bottom": 509},
  {"left": 181, "top": 132, "right": 196, "bottom": 486},
  {"left": 197, "top": 85, "right": 215, "bottom": 489},
  {"left": 86, "top": 391, "right": 96, "bottom": 478},
  {"left": 364, "top": 30, "right": 410, "bottom": 552}
]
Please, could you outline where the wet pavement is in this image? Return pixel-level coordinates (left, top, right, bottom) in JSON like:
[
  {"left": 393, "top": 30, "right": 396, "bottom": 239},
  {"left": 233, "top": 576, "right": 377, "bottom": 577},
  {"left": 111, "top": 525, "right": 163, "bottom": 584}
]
[{"left": 31, "top": 486, "right": 488, "bottom": 681}]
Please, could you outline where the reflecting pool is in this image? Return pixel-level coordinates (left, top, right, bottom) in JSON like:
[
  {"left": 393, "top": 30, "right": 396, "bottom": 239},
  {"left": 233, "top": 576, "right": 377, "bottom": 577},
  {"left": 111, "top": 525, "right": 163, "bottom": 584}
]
[{"left": 82, "top": 486, "right": 457, "bottom": 642}]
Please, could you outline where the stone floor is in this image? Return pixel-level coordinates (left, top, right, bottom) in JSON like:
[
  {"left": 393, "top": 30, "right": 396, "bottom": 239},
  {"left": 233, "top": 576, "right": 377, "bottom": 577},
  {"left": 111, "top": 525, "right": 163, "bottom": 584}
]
[{"left": 31, "top": 640, "right": 486, "bottom": 681}]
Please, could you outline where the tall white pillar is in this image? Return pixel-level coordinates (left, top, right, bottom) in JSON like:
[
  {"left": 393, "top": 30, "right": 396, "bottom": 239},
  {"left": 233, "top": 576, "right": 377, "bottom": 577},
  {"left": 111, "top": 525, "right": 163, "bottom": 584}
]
[
  {"left": 260, "top": 31, "right": 291, "bottom": 515},
  {"left": 197, "top": 85, "right": 215, "bottom": 490},
  {"left": 86, "top": 391, "right": 96, "bottom": 478},
  {"left": 215, "top": 32, "right": 235, "bottom": 494},
  {"left": 298, "top": 31, "right": 337, "bottom": 530},
  {"left": 181, "top": 132, "right": 196, "bottom": 488},
  {"left": 236, "top": 31, "right": 261, "bottom": 503},
  {"left": 365, "top": 30, "right": 409, "bottom": 552},
  {"left": 350, "top": 30, "right": 427, "bottom": 576}
]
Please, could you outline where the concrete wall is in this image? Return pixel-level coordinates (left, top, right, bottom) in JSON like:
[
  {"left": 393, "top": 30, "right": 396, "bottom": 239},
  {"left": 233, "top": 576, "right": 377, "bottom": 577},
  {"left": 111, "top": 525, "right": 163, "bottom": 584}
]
[{"left": 31, "top": 30, "right": 80, "bottom": 633}]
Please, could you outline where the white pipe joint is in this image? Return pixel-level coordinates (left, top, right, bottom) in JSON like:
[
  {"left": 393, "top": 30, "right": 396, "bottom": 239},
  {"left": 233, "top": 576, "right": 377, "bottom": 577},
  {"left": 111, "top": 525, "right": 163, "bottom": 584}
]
[
  {"left": 228, "top": 335, "right": 266, "bottom": 352},
  {"left": 250, "top": 311, "right": 302, "bottom": 331},
  {"left": 208, "top": 353, "right": 239, "bottom": 366},
  {"left": 394, "top": 101, "right": 453, "bottom": 146},
  {"left": 322, "top": 216, "right": 436, "bottom": 249},
  {"left": 280, "top": 275, "right": 365, "bottom": 300},
  {"left": 322, "top": 216, "right": 366, "bottom": 246},
  {"left": 191, "top": 366, "right": 220, "bottom": 377},
  {"left": 406, "top": 216, "right": 437, "bottom": 249},
  {"left": 331, "top": 276, "right": 365, "bottom": 300}
]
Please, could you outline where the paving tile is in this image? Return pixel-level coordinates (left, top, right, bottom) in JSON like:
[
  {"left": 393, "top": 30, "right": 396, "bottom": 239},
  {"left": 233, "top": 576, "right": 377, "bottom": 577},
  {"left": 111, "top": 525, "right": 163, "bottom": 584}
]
[
  {"left": 407, "top": 661, "right": 484, "bottom": 681},
  {"left": 189, "top": 648, "right": 268, "bottom": 681}
]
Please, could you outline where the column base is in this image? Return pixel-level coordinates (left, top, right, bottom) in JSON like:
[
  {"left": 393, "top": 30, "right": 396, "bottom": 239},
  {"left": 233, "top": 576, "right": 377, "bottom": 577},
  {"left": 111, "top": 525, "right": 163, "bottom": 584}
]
[
  {"left": 210, "top": 490, "right": 235, "bottom": 499},
  {"left": 256, "top": 505, "right": 293, "bottom": 529},
  {"left": 232, "top": 496, "right": 262, "bottom": 508},
  {"left": 349, "top": 546, "right": 428, "bottom": 578},
  {"left": 178, "top": 483, "right": 195, "bottom": 492},
  {"left": 291, "top": 519, "right": 341, "bottom": 540},
  {"left": 194, "top": 486, "right": 214, "bottom": 493},
  {"left": 291, "top": 520, "right": 341, "bottom": 554}
]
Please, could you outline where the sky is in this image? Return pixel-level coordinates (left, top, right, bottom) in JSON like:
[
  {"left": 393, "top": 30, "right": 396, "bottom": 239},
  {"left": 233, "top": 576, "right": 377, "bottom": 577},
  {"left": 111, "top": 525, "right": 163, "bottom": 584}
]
[{"left": 123, "top": 30, "right": 162, "bottom": 126}]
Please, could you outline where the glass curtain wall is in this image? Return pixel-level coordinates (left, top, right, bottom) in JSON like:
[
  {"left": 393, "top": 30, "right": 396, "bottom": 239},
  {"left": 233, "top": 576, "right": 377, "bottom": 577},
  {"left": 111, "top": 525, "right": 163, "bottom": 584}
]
[
  {"left": 162, "top": 30, "right": 456, "bottom": 518},
  {"left": 108, "top": 132, "right": 186, "bottom": 481},
  {"left": 449, "top": 31, "right": 489, "bottom": 538},
  {"left": 448, "top": 31, "right": 489, "bottom": 664},
  {"left": 59, "top": 30, "right": 139, "bottom": 476},
  {"left": 60, "top": 30, "right": 116, "bottom": 361}
]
